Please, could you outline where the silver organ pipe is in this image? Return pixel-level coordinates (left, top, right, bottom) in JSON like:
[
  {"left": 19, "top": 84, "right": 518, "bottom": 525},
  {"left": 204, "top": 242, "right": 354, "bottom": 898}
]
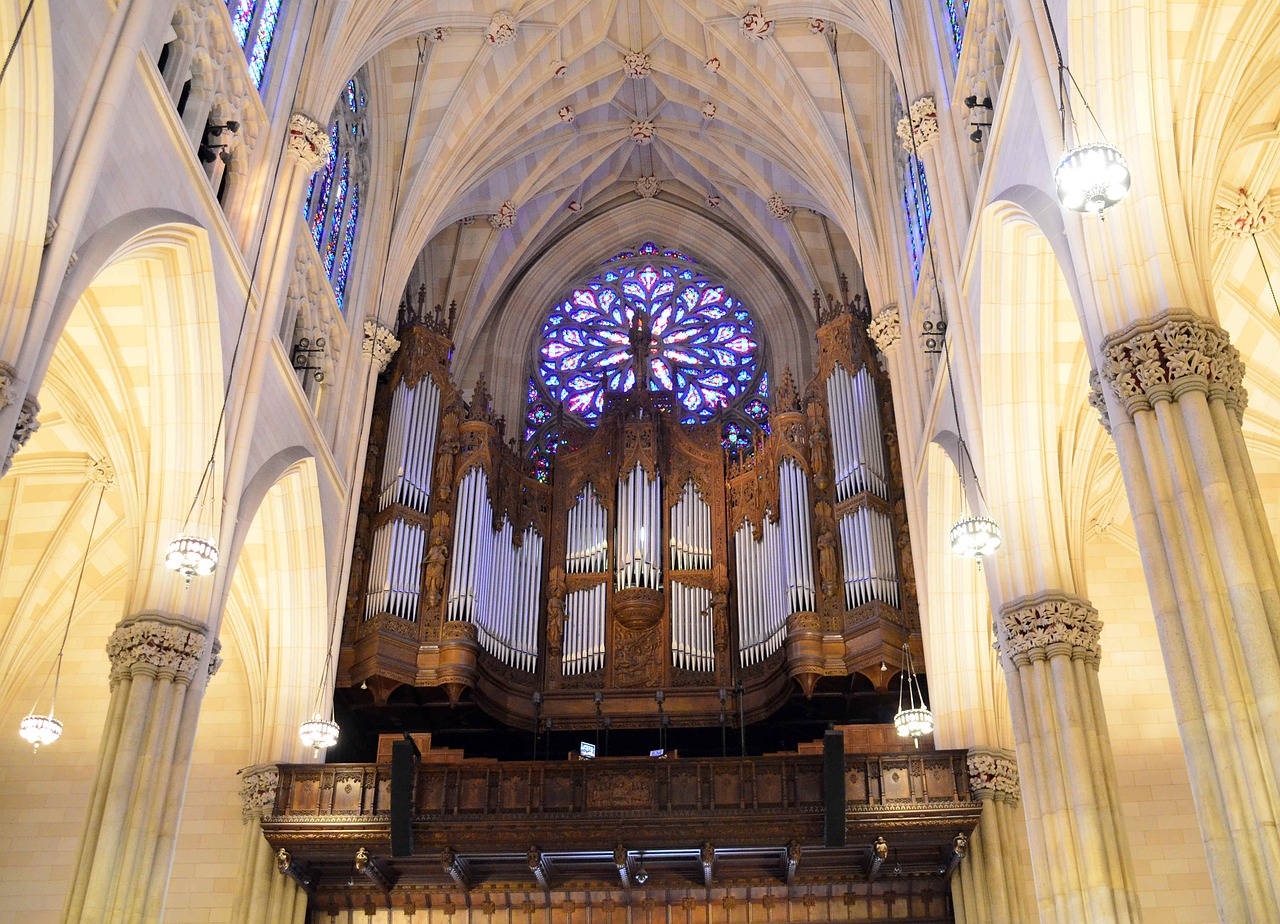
[
  {"left": 615, "top": 463, "right": 662, "bottom": 590},
  {"left": 777, "top": 460, "right": 815, "bottom": 613},
  {"left": 379, "top": 377, "right": 441, "bottom": 512},
  {"left": 671, "top": 581, "right": 713, "bottom": 671},
  {"left": 567, "top": 484, "right": 607, "bottom": 573},
  {"left": 734, "top": 517, "right": 788, "bottom": 666},
  {"left": 363, "top": 519, "right": 427, "bottom": 620},
  {"left": 838, "top": 506, "right": 899, "bottom": 609},
  {"left": 562, "top": 583, "right": 606, "bottom": 675},
  {"left": 826, "top": 364, "right": 888, "bottom": 501},
  {"left": 669, "top": 480, "right": 712, "bottom": 571},
  {"left": 446, "top": 466, "right": 544, "bottom": 671}
]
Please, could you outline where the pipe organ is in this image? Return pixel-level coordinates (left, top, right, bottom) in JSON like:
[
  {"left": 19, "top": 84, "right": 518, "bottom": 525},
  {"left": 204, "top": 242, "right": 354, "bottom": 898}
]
[{"left": 341, "top": 282, "right": 919, "bottom": 730}]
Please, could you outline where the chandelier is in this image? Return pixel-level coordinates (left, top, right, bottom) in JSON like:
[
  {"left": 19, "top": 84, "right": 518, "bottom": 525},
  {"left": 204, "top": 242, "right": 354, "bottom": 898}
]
[
  {"left": 950, "top": 514, "right": 1002, "bottom": 559},
  {"left": 164, "top": 533, "right": 219, "bottom": 581},
  {"left": 20, "top": 474, "right": 110, "bottom": 751},
  {"left": 893, "top": 643, "right": 933, "bottom": 746},
  {"left": 1055, "top": 142, "right": 1130, "bottom": 216},
  {"left": 299, "top": 713, "right": 340, "bottom": 756}
]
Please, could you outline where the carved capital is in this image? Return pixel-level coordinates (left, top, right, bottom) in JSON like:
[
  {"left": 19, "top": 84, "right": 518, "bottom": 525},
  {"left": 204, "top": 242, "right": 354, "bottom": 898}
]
[
  {"left": 3, "top": 394, "right": 41, "bottom": 476},
  {"left": 896, "top": 96, "right": 939, "bottom": 153},
  {"left": 362, "top": 319, "right": 400, "bottom": 373},
  {"left": 1087, "top": 368, "right": 1111, "bottom": 434},
  {"left": 766, "top": 193, "right": 792, "bottom": 221},
  {"left": 1100, "top": 309, "right": 1246, "bottom": 420},
  {"left": 0, "top": 361, "right": 16, "bottom": 409},
  {"left": 240, "top": 763, "right": 280, "bottom": 822},
  {"left": 868, "top": 305, "right": 901, "bottom": 353},
  {"left": 966, "top": 747, "right": 1019, "bottom": 804},
  {"left": 485, "top": 10, "right": 517, "bottom": 46},
  {"left": 106, "top": 612, "right": 211, "bottom": 686},
  {"left": 1212, "top": 187, "right": 1273, "bottom": 241},
  {"left": 489, "top": 200, "right": 518, "bottom": 229},
  {"left": 286, "top": 112, "right": 333, "bottom": 172},
  {"left": 993, "top": 591, "right": 1102, "bottom": 665}
]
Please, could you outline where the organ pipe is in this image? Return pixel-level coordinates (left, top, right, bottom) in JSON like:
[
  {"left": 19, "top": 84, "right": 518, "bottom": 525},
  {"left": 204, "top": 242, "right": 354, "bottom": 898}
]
[
  {"left": 616, "top": 463, "right": 662, "bottom": 590},
  {"left": 826, "top": 364, "right": 887, "bottom": 501},
  {"left": 379, "top": 377, "right": 441, "bottom": 512},
  {"left": 364, "top": 519, "right": 427, "bottom": 621},
  {"left": 670, "top": 480, "right": 712, "bottom": 571},
  {"left": 838, "top": 507, "right": 898, "bottom": 609},
  {"left": 734, "top": 518, "right": 788, "bottom": 666},
  {"left": 567, "top": 484, "right": 608, "bottom": 573},
  {"left": 563, "top": 583, "right": 606, "bottom": 675},
  {"left": 671, "top": 580, "right": 714, "bottom": 671},
  {"left": 778, "top": 460, "right": 815, "bottom": 613}
]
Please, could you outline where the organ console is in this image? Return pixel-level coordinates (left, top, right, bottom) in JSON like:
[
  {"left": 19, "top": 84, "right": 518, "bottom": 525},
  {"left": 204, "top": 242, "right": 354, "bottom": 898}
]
[{"left": 340, "top": 267, "right": 920, "bottom": 732}]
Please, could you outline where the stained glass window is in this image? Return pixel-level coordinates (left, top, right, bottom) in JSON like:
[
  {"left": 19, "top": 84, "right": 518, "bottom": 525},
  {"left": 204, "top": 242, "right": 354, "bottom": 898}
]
[
  {"left": 228, "top": 1, "right": 283, "bottom": 90},
  {"left": 903, "top": 153, "right": 932, "bottom": 286},
  {"left": 941, "top": 0, "right": 970, "bottom": 61},
  {"left": 303, "top": 71, "right": 368, "bottom": 314},
  {"left": 526, "top": 244, "right": 771, "bottom": 467}
]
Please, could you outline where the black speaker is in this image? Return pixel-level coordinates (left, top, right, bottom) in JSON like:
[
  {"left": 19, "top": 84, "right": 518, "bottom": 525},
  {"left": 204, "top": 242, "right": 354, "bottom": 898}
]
[
  {"left": 390, "top": 739, "right": 417, "bottom": 857},
  {"left": 823, "top": 729, "right": 846, "bottom": 848}
]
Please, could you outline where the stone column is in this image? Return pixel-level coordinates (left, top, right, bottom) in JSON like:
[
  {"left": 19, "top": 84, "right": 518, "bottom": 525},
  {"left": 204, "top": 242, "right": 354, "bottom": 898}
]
[
  {"left": 62, "top": 612, "right": 221, "bottom": 924},
  {"left": 952, "top": 748, "right": 1034, "bottom": 924},
  {"left": 992, "top": 592, "right": 1141, "bottom": 924},
  {"left": 229, "top": 765, "right": 307, "bottom": 924},
  {"left": 1099, "top": 309, "right": 1280, "bottom": 919}
]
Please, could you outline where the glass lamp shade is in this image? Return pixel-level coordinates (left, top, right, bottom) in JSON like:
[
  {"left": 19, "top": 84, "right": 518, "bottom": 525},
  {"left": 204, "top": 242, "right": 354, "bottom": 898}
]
[
  {"left": 1055, "top": 142, "right": 1131, "bottom": 215},
  {"left": 299, "top": 715, "right": 340, "bottom": 754},
  {"left": 19, "top": 713, "right": 63, "bottom": 750},
  {"left": 165, "top": 534, "right": 219, "bottom": 580},
  {"left": 950, "top": 515, "right": 1002, "bottom": 559},
  {"left": 894, "top": 706, "right": 934, "bottom": 740}
]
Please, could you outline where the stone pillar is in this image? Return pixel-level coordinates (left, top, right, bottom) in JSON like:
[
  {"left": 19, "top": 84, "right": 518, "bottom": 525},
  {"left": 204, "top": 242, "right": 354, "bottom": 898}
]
[
  {"left": 992, "top": 592, "right": 1141, "bottom": 924},
  {"left": 63, "top": 612, "right": 221, "bottom": 924},
  {"left": 229, "top": 765, "right": 307, "bottom": 924},
  {"left": 952, "top": 748, "right": 1034, "bottom": 924},
  {"left": 1099, "top": 309, "right": 1280, "bottom": 919}
]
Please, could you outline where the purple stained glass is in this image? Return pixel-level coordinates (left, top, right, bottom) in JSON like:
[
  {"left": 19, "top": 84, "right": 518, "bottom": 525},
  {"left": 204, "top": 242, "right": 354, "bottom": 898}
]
[
  {"left": 231, "top": 0, "right": 255, "bottom": 48},
  {"left": 537, "top": 254, "right": 760, "bottom": 423},
  {"left": 311, "top": 126, "right": 338, "bottom": 247},
  {"left": 943, "top": 0, "right": 970, "bottom": 59},
  {"left": 722, "top": 421, "right": 749, "bottom": 451},
  {"left": 903, "top": 153, "right": 932, "bottom": 284},
  {"left": 324, "top": 155, "right": 349, "bottom": 276},
  {"left": 745, "top": 398, "right": 769, "bottom": 422},
  {"left": 334, "top": 184, "right": 359, "bottom": 309},
  {"left": 247, "top": 0, "right": 281, "bottom": 89},
  {"left": 346, "top": 80, "right": 358, "bottom": 112}
]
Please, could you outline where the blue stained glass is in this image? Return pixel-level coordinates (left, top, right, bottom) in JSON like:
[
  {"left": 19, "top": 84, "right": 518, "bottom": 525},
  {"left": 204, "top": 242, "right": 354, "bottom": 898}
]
[
  {"left": 942, "top": 0, "right": 970, "bottom": 60},
  {"left": 758, "top": 371, "right": 769, "bottom": 397},
  {"left": 324, "top": 155, "right": 349, "bottom": 276},
  {"left": 745, "top": 398, "right": 769, "bottom": 422},
  {"left": 303, "top": 171, "right": 316, "bottom": 221},
  {"left": 231, "top": 0, "right": 254, "bottom": 48},
  {"left": 346, "top": 80, "right": 358, "bottom": 112},
  {"left": 247, "top": 0, "right": 281, "bottom": 89},
  {"left": 722, "top": 421, "right": 749, "bottom": 451},
  {"left": 536, "top": 254, "right": 761, "bottom": 424},
  {"left": 903, "top": 154, "right": 931, "bottom": 285},
  {"left": 311, "top": 128, "right": 338, "bottom": 247},
  {"left": 333, "top": 184, "right": 359, "bottom": 309}
]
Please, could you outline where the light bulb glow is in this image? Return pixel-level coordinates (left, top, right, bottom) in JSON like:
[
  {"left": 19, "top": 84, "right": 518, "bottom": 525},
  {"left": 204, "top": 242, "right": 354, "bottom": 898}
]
[
  {"left": 1055, "top": 142, "right": 1130, "bottom": 216},
  {"left": 299, "top": 714, "right": 339, "bottom": 754},
  {"left": 165, "top": 534, "right": 219, "bottom": 580},
  {"left": 894, "top": 706, "right": 934, "bottom": 740},
  {"left": 19, "top": 713, "right": 63, "bottom": 749},
  {"left": 950, "top": 515, "right": 1002, "bottom": 559}
]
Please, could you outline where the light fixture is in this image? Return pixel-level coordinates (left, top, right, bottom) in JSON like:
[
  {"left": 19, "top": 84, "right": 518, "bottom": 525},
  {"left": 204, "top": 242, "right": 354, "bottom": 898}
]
[
  {"left": 1055, "top": 142, "right": 1130, "bottom": 216},
  {"left": 633, "top": 859, "right": 649, "bottom": 884},
  {"left": 164, "top": 533, "right": 219, "bottom": 581},
  {"left": 299, "top": 713, "right": 340, "bottom": 756},
  {"left": 950, "top": 514, "right": 1002, "bottom": 559},
  {"left": 893, "top": 643, "right": 933, "bottom": 746},
  {"left": 1039, "top": 0, "right": 1129, "bottom": 216},
  {"left": 20, "top": 474, "right": 110, "bottom": 751}
]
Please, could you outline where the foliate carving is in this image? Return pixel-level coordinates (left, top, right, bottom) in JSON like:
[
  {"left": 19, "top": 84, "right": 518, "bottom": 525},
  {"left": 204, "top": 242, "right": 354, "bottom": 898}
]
[
  {"left": 489, "top": 200, "right": 518, "bottom": 229},
  {"left": 701, "top": 101, "right": 717, "bottom": 120},
  {"left": 1212, "top": 187, "right": 1273, "bottom": 240},
  {"left": 362, "top": 319, "right": 399, "bottom": 372},
  {"left": 0, "top": 361, "right": 15, "bottom": 409},
  {"left": 739, "top": 6, "right": 775, "bottom": 39},
  {"left": 3, "top": 394, "right": 40, "bottom": 476},
  {"left": 426, "top": 26, "right": 451, "bottom": 43},
  {"left": 240, "top": 764, "right": 280, "bottom": 822},
  {"left": 485, "top": 10, "right": 517, "bottom": 46},
  {"left": 705, "top": 194, "right": 722, "bottom": 208},
  {"left": 1100, "top": 310, "right": 1247, "bottom": 420},
  {"left": 895, "top": 97, "right": 939, "bottom": 153},
  {"left": 558, "top": 105, "right": 575, "bottom": 123},
  {"left": 106, "top": 612, "right": 210, "bottom": 686},
  {"left": 993, "top": 592, "right": 1102, "bottom": 664},
  {"left": 286, "top": 113, "right": 332, "bottom": 171},
  {"left": 766, "top": 193, "right": 792, "bottom": 221},
  {"left": 635, "top": 175, "right": 661, "bottom": 199},
  {"left": 622, "top": 51, "right": 651, "bottom": 79},
  {"left": 86, "top": 456, "right": 116, "bottom": 486},
  {"left": 868, "top": 306, "right": 901, "bottom": 353},
  {"left": 966, "top": 748, "right": 1019, "bottom": 803},
  {"left": 630, "top": 120, "right": 655, "bottom": 145},
  {"left": 1087, "top": 369, "right": 1111, "bottom": 434}
]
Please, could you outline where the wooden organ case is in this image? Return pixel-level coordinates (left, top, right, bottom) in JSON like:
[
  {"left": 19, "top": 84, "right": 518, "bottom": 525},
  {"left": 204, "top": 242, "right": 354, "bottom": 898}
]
[{"left": 340, "top": 287, "right": 920, "bottom": 733}]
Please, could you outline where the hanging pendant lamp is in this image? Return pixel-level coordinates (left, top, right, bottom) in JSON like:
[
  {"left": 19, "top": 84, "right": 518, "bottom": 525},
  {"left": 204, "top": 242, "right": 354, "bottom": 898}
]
[{"left": 893, "top": 642, "right": 933, "bottom": 746}]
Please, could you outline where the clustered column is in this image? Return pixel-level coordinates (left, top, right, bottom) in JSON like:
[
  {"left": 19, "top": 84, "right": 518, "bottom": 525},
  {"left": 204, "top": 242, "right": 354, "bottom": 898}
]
[
  {"left": 1099, "top": 309, "right": 1280, "bottom": 920},
  {"left": 230, "top": 765, "right": 306, "bottom": 924},
  {"left": 63, "top": 612, "right": 220, "bottom": 923},
  {"left": 992, "top": 592, "right": 1140, "bottom": 924},
  {"left": 953, "top": 748, "right": 1033, "bottom": 924}
]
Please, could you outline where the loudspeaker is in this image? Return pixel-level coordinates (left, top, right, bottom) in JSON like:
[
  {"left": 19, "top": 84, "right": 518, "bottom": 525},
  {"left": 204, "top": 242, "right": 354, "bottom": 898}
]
[
  {"left": 823, "top": 729, "right": 846, "bottom": 848},
  {"left": 390, "top": 739, "right": 417, "bottom": 857}
]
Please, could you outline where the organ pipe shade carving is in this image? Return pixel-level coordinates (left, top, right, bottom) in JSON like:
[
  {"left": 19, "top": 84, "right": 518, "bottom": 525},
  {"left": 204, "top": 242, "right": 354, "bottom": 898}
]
[
  {"left": 826, "top": 364, "right": 888, "bottom": 501},
  {"left": 380, "top": 377, "right": 440, "bottom": 512}
]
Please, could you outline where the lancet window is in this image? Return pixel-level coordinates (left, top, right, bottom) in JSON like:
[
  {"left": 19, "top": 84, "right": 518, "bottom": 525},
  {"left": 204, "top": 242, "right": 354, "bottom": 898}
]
[
  {"left": 227, "top": 0, "right": 282, "bottom": 90},
  {"left": 303, "top": 73, "right": 368, "bottom": 311},
  {"left": 941, "top": 0, "right": 969, "bottom": 61},
  {"left": 525, "top": 242, "right": 771, "bottom": 478},
  {"left": 902, "top": 153, "right": 932, "bottom": 286}
]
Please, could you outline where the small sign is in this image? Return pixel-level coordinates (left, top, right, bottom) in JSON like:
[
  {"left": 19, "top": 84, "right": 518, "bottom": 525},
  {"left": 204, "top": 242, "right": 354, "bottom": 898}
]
[
  {"left": 649, "top": 748, "right": 665, "bottom": 758},
  {"left": 580, "top": 741, "right": 597, "bottom": 759}
]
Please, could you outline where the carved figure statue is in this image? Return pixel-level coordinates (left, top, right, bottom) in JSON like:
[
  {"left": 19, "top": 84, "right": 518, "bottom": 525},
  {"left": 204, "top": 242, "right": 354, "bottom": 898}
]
[
  {"left": 817, "top": 523, "right": 839, "bottom": 599},
  {"left": 546, "top": 566, "right": 567, "bottom": 654},
  {"left": 424, "top": 538, "right": 449, "bottom": 608}
]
